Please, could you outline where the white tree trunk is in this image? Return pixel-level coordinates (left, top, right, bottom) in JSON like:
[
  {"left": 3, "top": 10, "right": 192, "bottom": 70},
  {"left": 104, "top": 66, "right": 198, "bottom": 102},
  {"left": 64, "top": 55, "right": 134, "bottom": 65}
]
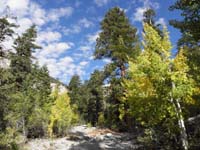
[
  {"left": 175, "top": 99, "right": 188, "bottom": 150},
  {"left": 22, "top": 116, "right": 26, "bottom": 137},
  {"left": 171, "top": 82, "right": 188, "bottom": 150}
]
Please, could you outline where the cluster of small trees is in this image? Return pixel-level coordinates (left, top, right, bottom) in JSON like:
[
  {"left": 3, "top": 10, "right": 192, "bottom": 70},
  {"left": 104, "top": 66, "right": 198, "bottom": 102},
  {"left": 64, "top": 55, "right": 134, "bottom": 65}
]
[{"left": 0, "top": 19, "right": 78, "bottom": 149}]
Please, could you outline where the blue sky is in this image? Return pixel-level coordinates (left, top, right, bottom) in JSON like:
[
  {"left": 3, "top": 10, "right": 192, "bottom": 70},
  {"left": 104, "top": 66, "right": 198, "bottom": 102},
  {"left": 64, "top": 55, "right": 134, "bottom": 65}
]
[{"left": 0, "top": 0, "right": 182, "bottom": 84}]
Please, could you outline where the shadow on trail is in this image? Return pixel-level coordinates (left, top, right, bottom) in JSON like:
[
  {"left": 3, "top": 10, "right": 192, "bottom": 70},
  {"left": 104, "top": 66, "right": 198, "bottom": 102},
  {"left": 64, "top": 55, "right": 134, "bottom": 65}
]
[
  {"left": 68, "top": 134, "right": 139, "bottom": 150},
  {"left": 69, "top": 139, "right": 102, "bottom": 150},
  {"left": 67, "top": 125, "right": 141, "bottom": 150}
]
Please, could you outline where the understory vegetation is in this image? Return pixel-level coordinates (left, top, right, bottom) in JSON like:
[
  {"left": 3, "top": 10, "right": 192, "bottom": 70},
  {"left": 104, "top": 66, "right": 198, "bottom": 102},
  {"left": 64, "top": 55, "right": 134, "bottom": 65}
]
[{"left": 0, "top": 0, "right": 200, "bottom": 149}]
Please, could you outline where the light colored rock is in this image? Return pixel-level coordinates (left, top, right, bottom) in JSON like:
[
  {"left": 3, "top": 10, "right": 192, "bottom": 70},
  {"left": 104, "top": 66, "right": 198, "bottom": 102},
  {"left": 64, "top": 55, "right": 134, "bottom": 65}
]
[{"left": 106, "top": 133, "right": 112, "bottom": 137}]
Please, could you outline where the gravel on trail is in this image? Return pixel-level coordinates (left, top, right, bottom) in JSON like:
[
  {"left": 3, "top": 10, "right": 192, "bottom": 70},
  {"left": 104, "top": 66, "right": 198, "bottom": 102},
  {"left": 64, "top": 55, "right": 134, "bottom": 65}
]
[{"left": 22, "top": 125, "right": 141, "bottom": 150}]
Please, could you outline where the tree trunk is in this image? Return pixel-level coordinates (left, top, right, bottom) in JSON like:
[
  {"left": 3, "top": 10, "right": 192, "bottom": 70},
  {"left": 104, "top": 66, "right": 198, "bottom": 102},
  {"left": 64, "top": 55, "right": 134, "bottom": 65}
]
[
  {"left": 120, "top": 65, "right": 125, "bottom": 77},
  {"left": 22, "top": 116, "right": 27, "bottom": 137},
  {"left": 171, "top": 82, "right": 188, "bottom": 150},
  {"left": 175, "top": 99, "right": 188, "bottom": 150}
]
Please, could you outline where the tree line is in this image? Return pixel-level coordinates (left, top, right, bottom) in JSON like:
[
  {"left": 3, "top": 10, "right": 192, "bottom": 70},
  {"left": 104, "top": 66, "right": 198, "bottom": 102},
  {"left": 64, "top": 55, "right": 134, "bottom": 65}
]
[{"left": 0, "top": 0, "right": 200, "bottom": 149}]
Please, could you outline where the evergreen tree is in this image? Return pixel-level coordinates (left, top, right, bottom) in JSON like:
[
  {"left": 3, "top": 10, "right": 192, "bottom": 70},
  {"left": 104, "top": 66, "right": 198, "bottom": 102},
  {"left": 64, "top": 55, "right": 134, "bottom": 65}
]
[
  {"left": 0, "top": 17, "right": 16, "bottom": 133},
  {"left": 169, "top": 0, "right": 200, "bottom": 46},
  {"left": 143, "top": 8, "right": 163, "bottom": 37},
  {"left": 0, "top": 17, "right": 16, "bottom": 57},
  {"left": 26, "top": 64, "right": 52, "bottom": 138},
  {"left": 9, "top": 25, "right": 41, "bottom": 137},
  {"left": 94, "top": 7, "right": 139, "bottom": 77},
  {"left": 78, "top": 80, "right": 91, "bottom": 122},
  {"left": 10, "top": 25, "right": 40, "bottom": 89},
  {"left": 68, "top": 75, "right": 83, "bottom": 113},
  {"left": 86, "top": 70, "right": 104, "bottom": 126},
  {"left": 169, "top": 0, "right": 200, "bottom": 90},
  {"left": 93, "top": 7, "right": 140, "bottom": 130}
]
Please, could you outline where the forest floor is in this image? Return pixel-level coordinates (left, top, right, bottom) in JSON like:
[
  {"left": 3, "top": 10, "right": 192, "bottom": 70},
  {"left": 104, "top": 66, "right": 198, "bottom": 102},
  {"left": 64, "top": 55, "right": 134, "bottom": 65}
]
[{"left": 21, "top": 125, "right": 141, "bottom": 150}]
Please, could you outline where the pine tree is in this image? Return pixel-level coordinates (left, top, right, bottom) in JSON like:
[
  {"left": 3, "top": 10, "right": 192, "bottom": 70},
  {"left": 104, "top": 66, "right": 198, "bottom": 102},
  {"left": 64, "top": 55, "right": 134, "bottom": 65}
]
[
  {"left": 94, "top": 7, "right": 139, "bottom": 77},
  {"left": 86, "top": 70, "right": 104, "bottom": 126},
  {"left": 10, "top": 25, "right": 40, "bottom": 89},
  {"left": 68, "top": 75, "right": 83, "bottom": 113},
  {"left": 26, "top": 64, "right": 52, "bottom": 138},
  {"left": 143, "top": 8, "right": 163, "bottom": 38},
  {"left": 0, "top": 17, "right": 16, "bottom": 57},
  {"left": 169, "top": 0, "right": 200, "bottom": 45},
  {"left": 93, "top": 7, "right": 140, "bottom": 130},
  {"left": 0, "top": 17, "right": 16, "bottom": 133},
  {"left": 9, "top": 25, "right": 41, "bottom": 137},
  {"left": 169, "top": 0, "right": 200, "bottom": 106}
]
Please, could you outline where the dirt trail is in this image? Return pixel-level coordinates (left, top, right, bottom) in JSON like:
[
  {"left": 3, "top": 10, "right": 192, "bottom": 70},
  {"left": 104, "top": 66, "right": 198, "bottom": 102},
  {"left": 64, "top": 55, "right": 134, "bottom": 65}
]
[{"left": 22, "top": 125, "right": 141, "bottom": 150}]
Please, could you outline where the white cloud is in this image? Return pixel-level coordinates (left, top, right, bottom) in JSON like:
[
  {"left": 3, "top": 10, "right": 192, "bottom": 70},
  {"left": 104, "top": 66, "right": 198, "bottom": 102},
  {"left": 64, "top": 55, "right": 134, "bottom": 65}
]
[
  {"left": 7, "top": 0, "right": 29, "bottom": 10},
  {"left": 79, "top": 45, "right": 91, "bottom": 51},
  {"left": 80, "top": 61, "right": 89, "bottom": 66},
  {"left": 79, "top": 18, "right": 94, "bottom": 28},
  {"left": 89, "top": 56, "right": 95, "bottom": 60},
  {"left": 133, "top": 0, "right": 160, "bottom": 22},
  {"left": 133, "top": 7, "right": 147, "bottom": 22},
  {"left": 156, "top": 18, "right": 166, "bottom": 26},
  {"left": 47, "top": 7, "right": 73, "bottom": 22},
  {"left": 35, "top": 55, "right": 82, "bottom": 80},
  {"left": 119, "top": 7, "right": 128, "bottom": 13},
  {"left": 63, "top": 25, "right": 81, "bottom": 35},
  {"left": 6, "top": 0, "right": 29, "bottom": 16},
  {"left": 29, "top": 3, "right": 46, "bottom": 26},
  {"left": 139, "top": 0, "right": 159, "bottom": 9},
  {"left": 63, "top": 18, "right": 93, "bottom": 35},
  {"left": 94, "top": 0, "right": 109, "bottom": 7},
  {"left": 38, "top": 42, "right": 73, "bottom": 59},
  {"left": 103, "top": 58, "right": 111, "bottom": 63},
  {"left": 37, "top": 31, "right": 62, "bottom": 44},
  {"left": 17, "top": 18, "right": 33, "bottom": 33},
  {"left": 87, "top": 31, "right": 100, "bottom": 44}
]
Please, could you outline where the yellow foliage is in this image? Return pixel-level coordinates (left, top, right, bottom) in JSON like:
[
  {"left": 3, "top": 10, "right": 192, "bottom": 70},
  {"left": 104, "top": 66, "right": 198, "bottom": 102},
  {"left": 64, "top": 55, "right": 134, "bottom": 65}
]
[
  {"left": 48, "top": 90, "right": 78, "bottom": 137},
  {"left": 123, "top": 23, "right": 194, "bottom": 127}
]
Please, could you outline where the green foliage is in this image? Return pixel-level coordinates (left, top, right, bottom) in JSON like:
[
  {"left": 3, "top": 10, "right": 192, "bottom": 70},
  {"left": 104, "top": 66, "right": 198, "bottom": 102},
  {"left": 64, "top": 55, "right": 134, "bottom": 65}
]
[
  {"left": 143, "top": 8, "right": 163, "bottom": 37},
  {"left": 1, "top": 23, "right": 52, "bottom": 140},
  {"left": 7, "top": 64, "right": 52, "bottom": 138},
  {"left": 169, "top": 0, "right": 200, "bottom": 45},
  {"left": 0, "top": 127, "right": 20, "bottom": 150},
  {"left": 10, "top": 25, "right": 40, "bottom": 88},
  {"left": 97, "top": 112, "right": 105, "bottom": 127},
  {"left": 0, "top": 17, "right": 17, "bottom": 56},
  {"left": 169, "top": 0, "right": 200, "bottom": 108},
  {"left": 68, "top": 75, "right": 85, "bottom": 114},
  {"left": 0, "top": 17, "right": 16, "bottom": 133},
  {"left": 86, "top": 70, "right": 104, "bottom": 126},
  {"left": 95, "top": 7, "right": 140, "bottom": 77},
  {"left": 48, "top": 89, "right": 78, "bottom": 137}
]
